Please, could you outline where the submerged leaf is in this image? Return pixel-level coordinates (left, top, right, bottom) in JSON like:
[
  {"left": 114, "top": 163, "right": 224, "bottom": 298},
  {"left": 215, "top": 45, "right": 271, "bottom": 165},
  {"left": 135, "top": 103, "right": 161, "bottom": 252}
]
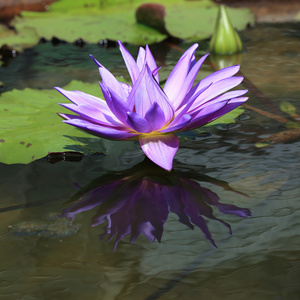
[
  {"left": 280, "top": 101, "right": 300, "bottom": 121},
  {"left": 255, "top": 129, "right": 300, "bottom": 148}
]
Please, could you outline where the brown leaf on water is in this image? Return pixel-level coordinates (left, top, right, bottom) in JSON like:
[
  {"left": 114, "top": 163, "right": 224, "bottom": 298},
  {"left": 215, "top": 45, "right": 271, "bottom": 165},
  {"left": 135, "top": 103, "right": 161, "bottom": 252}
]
[{"left": 256, "top": 128, "right": 300, "bottom": 148}]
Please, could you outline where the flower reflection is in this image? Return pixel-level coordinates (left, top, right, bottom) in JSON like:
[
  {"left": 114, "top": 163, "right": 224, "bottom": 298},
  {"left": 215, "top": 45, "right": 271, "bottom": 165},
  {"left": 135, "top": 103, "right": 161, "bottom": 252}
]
[{"left": 61, "top": 160, "right": 251, "bottom": 251}]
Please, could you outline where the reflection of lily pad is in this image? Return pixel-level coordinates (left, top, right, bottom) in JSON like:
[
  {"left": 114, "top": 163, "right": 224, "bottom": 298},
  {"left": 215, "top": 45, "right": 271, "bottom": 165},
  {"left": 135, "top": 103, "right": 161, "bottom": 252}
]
[{"left": 1, "top": 0, "right": 253, "bottom": 50}]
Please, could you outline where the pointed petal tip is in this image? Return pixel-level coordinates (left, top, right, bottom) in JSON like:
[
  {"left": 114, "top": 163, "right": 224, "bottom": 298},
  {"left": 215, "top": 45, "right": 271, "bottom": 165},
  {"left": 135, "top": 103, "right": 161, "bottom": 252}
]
[
  {"left": 190, "top": 43, "right": 199, "bottom": 50},
  {"left": 57, "top": 113, "right": 69, "bottom": 120},
  {"left": 202, "top": 53, "right": 209, "bottom": 59},
  {"left": 118, "top": 40, "right": 126, "bottom": 50},
  {"left": 90, "top": 54, "right": 102, "bottom": 68},
  {"left": 54, "top": 86, "right": 63, "bottom": 93}
]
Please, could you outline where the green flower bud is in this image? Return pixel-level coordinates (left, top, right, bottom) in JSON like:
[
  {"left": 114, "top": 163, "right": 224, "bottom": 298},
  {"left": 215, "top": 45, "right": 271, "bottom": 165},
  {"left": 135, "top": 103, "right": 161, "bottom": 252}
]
[{"left": 210, "top": 5, "right": 243, "bottom": 55}]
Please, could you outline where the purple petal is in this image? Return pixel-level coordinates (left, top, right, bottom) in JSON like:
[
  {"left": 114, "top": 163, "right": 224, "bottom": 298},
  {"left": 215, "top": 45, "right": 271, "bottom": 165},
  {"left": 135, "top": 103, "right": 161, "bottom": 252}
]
[
  {"left": 90, "top": 54, "right": 102, "bottom": 68},
  {"left": 169, "top": 84, "right": 212, "bottom": 127},
  {"left": 136, "top": 47, "right": 146, "bottom": 70},
  {"left": 60, "top": 114, "right": 126, "bottom": 139},
  {"left": 99, "top": 66, "right": 128, "bottom": 99},
  {"left": 183, "top": 65, "right": 241, "bottom": 107},
  {"left": 89, "top": 54, "right": 128, "bottom": 100},
  {"left": 136, "top": 45, "right": 159, "bottom": 81},
  {"left": 86, "top": 125, "right": 138, "bottom": 140},
  {"left": 119, "top": 82, "right": 132, "bottom": 99},
  {"left": 59, "top": 103, "right": 122, "bottom": 127},
  {"left": 193, "top": 89, "right": 248, "bottom": 112},
  {"left": 163, "top": 44, "right": 198, "bottom": 104},
  {"left": 100, "top": 83, "right": 130, "bottom": 124},
  {"left": 58, "top": 113, "right": 72, "bottom": 120},
  {"left": 118, "top": 40, "right": 140, "bottom": 83},
  {"left": 171, "top": 53, "right": 209, "bottom": 109},
  {"left": 189, "top": 76, "right": 244, "bottom": 112},
  {"left": 144, "top": 102, "right": 166, "bottom": 131},
  {"left": 187, "top": 101, "right": 227, "bottom": 128},
  {"left": 187, "top": 97, "right": 248, "bottom": 130},
  {"left": 198, "top": 65, "right": 240, "bottom": 89},
  {"left": 61, "top": 116, "right": 136, "bottom": 139},
  {"left": 145, "top": 45, "right": 159, "bottom": 82},
  {"left": 160, "top": 114, "right": 191, "bottom": 133},
  {"left": 55, "top": 87, "right": 109, "bottom": 111},
  {"left": 152, "top": 67, "right": 161, "bottom": 79},
  {"left": 61, "top": 113, "right": 137, "bottom": 140},
  {"left": 139, "top": 134, "right": 179, "bottom": 170},
  {"left": 126, "top": 112, "right": 152, "bottom": 133},
  {"left": 128, "top": 64, "right": 174, "bottom": 121}
]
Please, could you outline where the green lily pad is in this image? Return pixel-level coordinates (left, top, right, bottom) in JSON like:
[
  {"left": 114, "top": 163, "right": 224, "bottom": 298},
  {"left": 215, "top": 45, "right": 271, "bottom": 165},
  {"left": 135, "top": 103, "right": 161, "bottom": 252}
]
[
  {"left": 206, "top": 106, "right": 244, "bottom": 127},
  {"left": 14, "top": 11, "right": 167, "bottom": 46},
  {"left": 0, "top": 26, "right": 39, "bottom": 51},
  {"left": 2, "top": 0, "right": 253, "bottom": 50},
  {"left": 280, "top": 101, "right": 297, "bottom": 115},
  {"left": 0, "top": 80, "right": 107, "bottom": 164}
]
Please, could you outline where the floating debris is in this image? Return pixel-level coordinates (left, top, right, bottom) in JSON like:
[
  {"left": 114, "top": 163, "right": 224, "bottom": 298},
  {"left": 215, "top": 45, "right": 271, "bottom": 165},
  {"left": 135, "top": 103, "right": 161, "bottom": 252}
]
[{"left": 10, "top": 214, "right": 80, "bottom": 238}]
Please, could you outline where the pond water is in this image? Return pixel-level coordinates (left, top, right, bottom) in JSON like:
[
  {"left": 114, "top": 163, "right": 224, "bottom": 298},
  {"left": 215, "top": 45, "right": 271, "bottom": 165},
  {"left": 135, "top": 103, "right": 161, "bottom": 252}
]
[{"left": 1, "top": 23, "right": 300, "bottom": 299}]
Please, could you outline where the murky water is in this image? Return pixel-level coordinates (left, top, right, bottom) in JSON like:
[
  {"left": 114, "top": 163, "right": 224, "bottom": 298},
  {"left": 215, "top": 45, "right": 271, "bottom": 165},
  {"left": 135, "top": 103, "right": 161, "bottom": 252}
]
[{"left": 1, "top": 23, "right": 300, "bottom": 299}]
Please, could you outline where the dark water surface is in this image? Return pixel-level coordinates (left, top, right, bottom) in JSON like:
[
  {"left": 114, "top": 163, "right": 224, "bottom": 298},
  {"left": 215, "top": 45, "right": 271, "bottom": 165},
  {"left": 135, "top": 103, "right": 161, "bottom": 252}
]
[{"left": 0, "top": 24, "right": 300, "bottom": 299}]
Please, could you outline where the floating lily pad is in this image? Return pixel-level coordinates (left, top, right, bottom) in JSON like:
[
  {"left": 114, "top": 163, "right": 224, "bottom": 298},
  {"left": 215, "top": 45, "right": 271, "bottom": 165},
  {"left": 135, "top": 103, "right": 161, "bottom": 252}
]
[
  {"left": 1, "top": 0, "right": 253, "bottom": 50},
  {"left": 13, "top": 11, "right": 167, "bottom": 46},
  {"left": 0, "top": 26, "right": 39, "bottom": 51},
  {"left": 205, "top": 106, "right": 244, "bottom": 127},
  {"left": 0, "top": 80, "right": 107, "bottom": 164}
]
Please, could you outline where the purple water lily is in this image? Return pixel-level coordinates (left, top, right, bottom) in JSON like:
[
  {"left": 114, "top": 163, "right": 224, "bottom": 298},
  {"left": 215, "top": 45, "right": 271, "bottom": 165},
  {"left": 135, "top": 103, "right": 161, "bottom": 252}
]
[
  {"left": 56, "top": 41, "right": 248, "bottom": 170},
  {"left": 61, "top": 160, "right": 251, "bottom": 251}
]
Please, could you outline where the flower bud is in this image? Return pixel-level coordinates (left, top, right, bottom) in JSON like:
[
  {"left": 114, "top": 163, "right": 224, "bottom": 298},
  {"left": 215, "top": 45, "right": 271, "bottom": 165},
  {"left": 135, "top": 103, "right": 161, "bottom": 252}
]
[{"left": 210, "top": 5, "right": 243, "bottom": 55}]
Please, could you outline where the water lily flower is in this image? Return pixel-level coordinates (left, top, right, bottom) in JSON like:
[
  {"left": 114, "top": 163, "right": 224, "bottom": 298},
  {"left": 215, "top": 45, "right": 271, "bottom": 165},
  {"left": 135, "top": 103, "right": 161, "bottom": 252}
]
[
  {"left": 61, "top": 159, "right": 251, "bottom": 251},
  {"left": 56, "top": 41, "right": 248, "bottom": 170}
]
